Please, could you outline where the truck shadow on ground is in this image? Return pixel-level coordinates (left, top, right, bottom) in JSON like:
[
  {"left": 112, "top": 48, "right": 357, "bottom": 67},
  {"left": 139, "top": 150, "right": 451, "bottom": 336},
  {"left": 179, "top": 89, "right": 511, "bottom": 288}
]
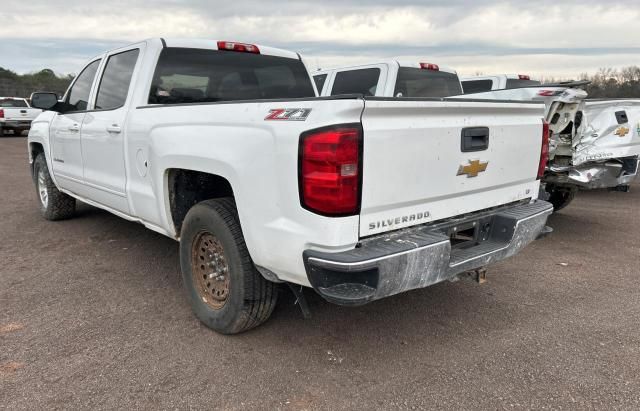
[{"left": 64, "top": 200, "right": 570, "bottom": 359}]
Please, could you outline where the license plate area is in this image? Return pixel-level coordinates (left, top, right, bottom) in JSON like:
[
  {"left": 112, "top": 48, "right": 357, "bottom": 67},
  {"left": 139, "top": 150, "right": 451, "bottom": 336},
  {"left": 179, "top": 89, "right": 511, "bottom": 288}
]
[{"left": 446, "top": 216, "right": 493, "bottom": 250}]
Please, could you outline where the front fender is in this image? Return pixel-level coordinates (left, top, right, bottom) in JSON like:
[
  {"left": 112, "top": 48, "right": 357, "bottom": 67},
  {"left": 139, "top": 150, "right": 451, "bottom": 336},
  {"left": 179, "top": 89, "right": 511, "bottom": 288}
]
[{"left": 27, "top": 111, "right": 56, "bottom": 184}]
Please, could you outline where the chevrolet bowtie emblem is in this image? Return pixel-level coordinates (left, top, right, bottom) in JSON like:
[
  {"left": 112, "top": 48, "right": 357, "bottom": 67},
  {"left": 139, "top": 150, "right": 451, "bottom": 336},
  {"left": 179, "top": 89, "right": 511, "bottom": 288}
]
[
  {"left": 614, "top": 126, "right": 629, "bottom": 137},
  {"left": 457, "top": 160, "right": 488, "bottom": 178}
]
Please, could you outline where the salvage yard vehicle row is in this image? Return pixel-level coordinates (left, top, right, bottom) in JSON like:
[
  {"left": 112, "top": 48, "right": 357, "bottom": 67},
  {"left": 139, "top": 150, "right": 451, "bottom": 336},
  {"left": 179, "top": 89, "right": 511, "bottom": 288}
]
[
  {"left": 460, "top": 75, "right": 640, "bottom": 210},
  {"left": 317, "top": 62, "right": 640, "bottom": 211}
]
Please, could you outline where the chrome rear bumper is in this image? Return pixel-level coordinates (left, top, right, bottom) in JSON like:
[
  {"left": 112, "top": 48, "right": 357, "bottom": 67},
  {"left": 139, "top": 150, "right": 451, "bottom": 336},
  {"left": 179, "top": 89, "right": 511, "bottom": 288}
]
[
  {"left": 304, "top": 200, "right": 553, "bottom": 306},
  {"left": 548, "top": 156, "right": 639, "bottom": 190}
]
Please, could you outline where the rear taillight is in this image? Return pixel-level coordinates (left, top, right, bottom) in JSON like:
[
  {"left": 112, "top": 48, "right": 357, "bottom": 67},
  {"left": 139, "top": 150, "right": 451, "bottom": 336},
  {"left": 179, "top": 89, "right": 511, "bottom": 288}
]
[
  {"left": 216, "top": 41, "right": 260, "bottom": 54},
  {"left": 537, "top": 90, "right": 561, "bottom": 97},
  {"left": 518, "top": 74, "right": 531, "bottom": 80},
  {"left": 420, "top": 63, "right": 439, "bottom": 71},
  {"left": 538, "top": 120, "right": 550, "bottom": 179},
  {"left": 299, "top": 125, "right": 362, "bottom": 216},
  {"left": 0, "top": 109, "right": 4, "bottom": 118}
]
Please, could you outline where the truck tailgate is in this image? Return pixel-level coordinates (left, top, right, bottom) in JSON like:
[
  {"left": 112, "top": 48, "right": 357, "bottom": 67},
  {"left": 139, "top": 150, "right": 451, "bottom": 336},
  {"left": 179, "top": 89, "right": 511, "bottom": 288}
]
[
  {"left": 574, "top": 99, "right": 640, "bottom": 166},
  {"left": 359, "top": 98, "right": 545, "bottom": 236},
  {"left": 2, "top": 108, "right": 41, "bottom": 121}
]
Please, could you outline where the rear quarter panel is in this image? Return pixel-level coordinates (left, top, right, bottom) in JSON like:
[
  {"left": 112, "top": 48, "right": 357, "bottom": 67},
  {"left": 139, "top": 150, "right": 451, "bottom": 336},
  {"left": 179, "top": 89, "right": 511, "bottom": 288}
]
[{"left": 126, "top": 98, "right": 366, "bottom": 285}]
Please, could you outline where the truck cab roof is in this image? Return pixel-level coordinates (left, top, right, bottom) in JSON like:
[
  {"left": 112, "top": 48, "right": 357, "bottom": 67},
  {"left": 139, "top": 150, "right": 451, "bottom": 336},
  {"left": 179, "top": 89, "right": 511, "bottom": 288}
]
[
  {"left": 313, "top": 59, "right": 461, "bottom": 98},
  {"left": 315, "top": 59, "right": 457, "bottom": 76},
  {"left": 82, "top": 38, "right": 303, "bottom": 67}
]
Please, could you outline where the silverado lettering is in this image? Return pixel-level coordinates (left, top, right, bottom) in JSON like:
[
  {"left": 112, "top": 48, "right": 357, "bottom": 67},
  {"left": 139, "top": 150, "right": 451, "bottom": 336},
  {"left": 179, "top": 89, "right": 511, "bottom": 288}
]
[{"left": 368, "top": 212, "right": 430, "bottom": 231}]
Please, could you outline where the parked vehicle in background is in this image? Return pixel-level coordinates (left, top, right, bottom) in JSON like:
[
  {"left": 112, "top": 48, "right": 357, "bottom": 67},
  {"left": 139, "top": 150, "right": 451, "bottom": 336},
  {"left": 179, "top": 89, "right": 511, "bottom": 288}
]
[
  {"left": 460, "top": 74, "right": 541, "bottom": 93},
  {"left": 313, "top": 60, "right": 462, "bottom": 97},
  {"left": 28, "top": 39, "right": 552, "bottom": 334},
  {"left": 0, "top": 97, "right": 42, "bottom": 136},
  {"left": 459, "top": 76, "right": 640, "bottom": 210}
]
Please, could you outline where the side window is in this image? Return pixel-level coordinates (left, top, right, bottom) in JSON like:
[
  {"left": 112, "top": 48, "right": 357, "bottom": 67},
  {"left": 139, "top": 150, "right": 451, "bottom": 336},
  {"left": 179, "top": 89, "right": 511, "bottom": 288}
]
[
  {"left": 461, "top": 80, "right": 493, "bottom": 94},
  {"left": 66, "top": 59, "right": 101, "bottom": 111},
  {"left": 331, "top": 68, "right": 381, "bottom": 96},
  {"left": 313, "top": 74, "right": 327, "bottom": 94},
  {"left": 95, "top": 49, "right": 140, "bottom": 110}
]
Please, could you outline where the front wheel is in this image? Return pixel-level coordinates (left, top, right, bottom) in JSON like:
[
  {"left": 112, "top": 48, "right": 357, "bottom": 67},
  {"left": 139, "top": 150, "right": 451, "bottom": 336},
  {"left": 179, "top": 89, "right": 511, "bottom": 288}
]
[
  {"left": 33, "top": 154, "right": 76, "bottom": 220},
  {"left": 179, "top": 198, "right": 278, "bottom": 334}
]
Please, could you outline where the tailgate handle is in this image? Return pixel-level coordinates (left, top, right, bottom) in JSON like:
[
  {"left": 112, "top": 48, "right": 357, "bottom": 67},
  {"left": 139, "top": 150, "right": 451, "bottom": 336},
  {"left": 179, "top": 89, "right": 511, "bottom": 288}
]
[
  {"left": 615, "top": 110, "right": 628, "bottom": 124},
  {"left": 461, "top": 127, "right": 489, "bottom": 152},
  {"left": 20, "top": 110, "right": 27, "bottom": 114}
]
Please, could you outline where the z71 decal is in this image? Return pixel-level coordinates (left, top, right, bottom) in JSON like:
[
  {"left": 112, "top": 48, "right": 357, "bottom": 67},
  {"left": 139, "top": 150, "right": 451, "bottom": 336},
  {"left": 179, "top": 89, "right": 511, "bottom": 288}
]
[{"left": 265, "top": 108, "right": 312, "bottom": 121}]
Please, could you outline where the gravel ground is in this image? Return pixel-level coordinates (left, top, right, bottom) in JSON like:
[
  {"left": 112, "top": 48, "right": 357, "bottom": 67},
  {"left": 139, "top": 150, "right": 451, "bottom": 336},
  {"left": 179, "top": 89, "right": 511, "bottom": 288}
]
[{"left": 1, "top": 137, "right": 639, "bottom": 410}]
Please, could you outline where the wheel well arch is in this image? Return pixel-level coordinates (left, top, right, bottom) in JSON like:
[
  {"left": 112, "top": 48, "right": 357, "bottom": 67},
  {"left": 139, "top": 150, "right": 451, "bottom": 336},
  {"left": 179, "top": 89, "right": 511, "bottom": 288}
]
[
  {"left": 29, "top": 142, "right": 45, "bottom": 180},
  {"left": 167, "top": 168, "right": 235, "bottom": 235}
]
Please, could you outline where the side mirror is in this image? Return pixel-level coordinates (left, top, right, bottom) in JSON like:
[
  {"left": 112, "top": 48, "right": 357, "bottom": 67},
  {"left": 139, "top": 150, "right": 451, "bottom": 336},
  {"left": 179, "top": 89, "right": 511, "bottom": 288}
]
[{"left": 30, "top": 92, "right": 59, "bottom": 110}]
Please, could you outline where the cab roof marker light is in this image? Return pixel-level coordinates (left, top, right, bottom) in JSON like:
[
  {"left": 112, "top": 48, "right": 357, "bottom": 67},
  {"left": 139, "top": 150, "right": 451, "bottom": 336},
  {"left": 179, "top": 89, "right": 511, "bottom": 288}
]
[
  {"left": 518, "top": 74, "right": 531, "bottom": 80},
  {"left": 419, "top": 63, "right": 439, "bottom": 71},
  {"left": 216, "top": 41, "right": 260, "bottom": 54}
]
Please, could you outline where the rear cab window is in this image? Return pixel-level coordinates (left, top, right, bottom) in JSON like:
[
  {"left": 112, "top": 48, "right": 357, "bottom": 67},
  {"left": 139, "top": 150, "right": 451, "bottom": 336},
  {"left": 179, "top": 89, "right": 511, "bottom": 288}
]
[
  {"left": 148, "top": 48, "right": 315, "bottom": 104},
  {"left": 0, "top": 99, "right": 28, "bottom": 108},
  {"left": 505, "top": 79, "right": 542, "bottom": 89},
  {"left": 331, "top": 68, "right": 381, "bottom": 96},
  {"left": 462, "top": 79, "right": 494, "bottom": 94},
  {"left": 394, "top": 67, "right": 462, "bottom": 98}
]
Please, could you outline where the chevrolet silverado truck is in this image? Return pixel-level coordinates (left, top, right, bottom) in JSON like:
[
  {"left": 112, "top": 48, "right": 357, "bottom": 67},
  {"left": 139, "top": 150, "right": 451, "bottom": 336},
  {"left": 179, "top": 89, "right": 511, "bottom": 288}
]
[
  {"left": 460, "top": 76, "right": 640, "bottom": 210},
  {"left": 313, "top": 59, "right": 463, "bottom": 97},
  {"left": 0, "top": 97, "right": 42, "bottom": 136},
  {"left": 28, "top": 39, "right": 553, "bottom": 334}
]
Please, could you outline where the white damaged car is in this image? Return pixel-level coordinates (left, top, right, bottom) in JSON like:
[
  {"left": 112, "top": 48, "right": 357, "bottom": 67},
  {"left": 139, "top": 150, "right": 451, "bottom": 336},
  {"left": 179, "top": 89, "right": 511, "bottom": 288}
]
[{"left": 460, "top": 77, "right": 640, "bottom": 210}]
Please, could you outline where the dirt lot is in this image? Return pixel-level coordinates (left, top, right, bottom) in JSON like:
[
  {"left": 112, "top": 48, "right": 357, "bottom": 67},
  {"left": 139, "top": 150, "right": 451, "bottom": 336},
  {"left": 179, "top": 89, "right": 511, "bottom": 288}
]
[{"left": 1, "top": 136, "right": 639, "bottom": 410}]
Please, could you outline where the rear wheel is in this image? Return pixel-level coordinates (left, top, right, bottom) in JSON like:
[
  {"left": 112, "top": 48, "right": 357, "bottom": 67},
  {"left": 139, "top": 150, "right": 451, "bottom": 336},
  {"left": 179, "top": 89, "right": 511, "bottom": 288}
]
[
  {"left": 179, "top": 198, "right": 278, "bottom": 334},
  {"left": 33, "top": 154, "right": 76, "bottom": 220},
  {"left": 547, "top": 186, "right": 577, "bottom": 211}
]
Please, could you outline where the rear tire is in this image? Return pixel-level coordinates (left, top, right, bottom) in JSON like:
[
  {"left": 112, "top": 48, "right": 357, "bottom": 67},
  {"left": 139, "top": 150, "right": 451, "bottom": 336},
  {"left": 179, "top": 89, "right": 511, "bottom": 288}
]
[
  {"left": 33, "top": 154, "right": 76, "bottom": 220},
  {"left": 547, "top": 186, "right": 576, "bottom": 211},
  {"left": 179, "top": 198, "right": 278, "bottom": 334}
]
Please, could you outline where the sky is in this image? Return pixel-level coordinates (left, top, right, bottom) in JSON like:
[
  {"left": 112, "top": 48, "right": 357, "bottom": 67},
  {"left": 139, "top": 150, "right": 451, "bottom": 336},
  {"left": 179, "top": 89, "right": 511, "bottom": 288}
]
[{"left": 1, "top": 0, "right": 639, "bottom": 79}]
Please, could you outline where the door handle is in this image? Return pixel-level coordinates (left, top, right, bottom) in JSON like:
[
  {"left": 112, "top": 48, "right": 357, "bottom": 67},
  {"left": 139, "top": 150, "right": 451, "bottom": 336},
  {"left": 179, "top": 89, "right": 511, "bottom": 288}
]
[
  {"left": 106, "top": 124, "right": 121, "bottom": 134},
  {"left": 68, "top": 124, "right": 80, "bottom": 132}
]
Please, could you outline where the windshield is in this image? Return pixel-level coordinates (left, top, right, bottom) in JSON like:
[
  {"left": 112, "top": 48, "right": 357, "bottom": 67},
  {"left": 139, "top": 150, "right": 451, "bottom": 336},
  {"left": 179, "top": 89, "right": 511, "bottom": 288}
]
[
  {"left": 394, "top": 67, "right": 463, "bottom": 98},
  {"left": 0, "top": 98, "right": 28, "bottom": 108}
]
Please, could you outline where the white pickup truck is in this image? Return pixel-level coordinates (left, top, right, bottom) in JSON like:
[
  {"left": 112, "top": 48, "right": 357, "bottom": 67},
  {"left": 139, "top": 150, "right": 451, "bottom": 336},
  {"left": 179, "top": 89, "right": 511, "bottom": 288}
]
[
  {"left": 0, "top": 97, "right": 42, "bottom": 136},
  {"left": 460, "top": 76, "right": 640, "bottom": 210},
  {"left": 28, "top": 39, "right": 552, "bottom": 334},
  {"left": 313, "top": 59, "right": 463, "bottom": 97},
  {"left": 460, "top": 74, "right": 541, "bottom": 93}
]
